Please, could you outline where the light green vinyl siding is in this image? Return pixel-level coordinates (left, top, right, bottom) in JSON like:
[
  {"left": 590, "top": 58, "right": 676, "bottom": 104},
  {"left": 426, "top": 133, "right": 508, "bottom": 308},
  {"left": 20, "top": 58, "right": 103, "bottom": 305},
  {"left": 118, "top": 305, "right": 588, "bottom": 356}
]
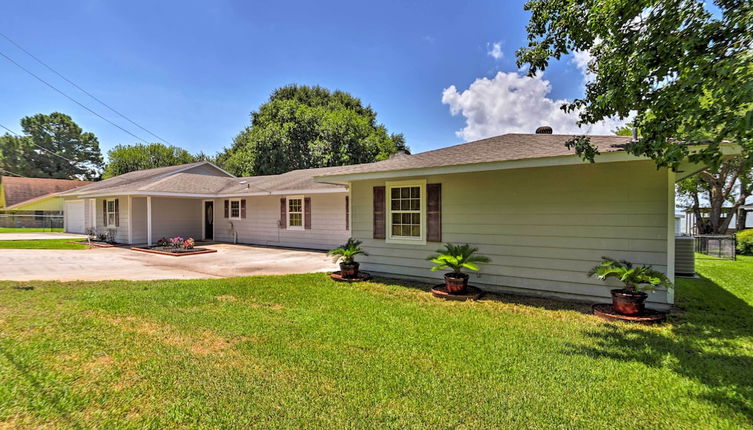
[{"left": 349, "top": 160, "right": 673, "bottom": 306}]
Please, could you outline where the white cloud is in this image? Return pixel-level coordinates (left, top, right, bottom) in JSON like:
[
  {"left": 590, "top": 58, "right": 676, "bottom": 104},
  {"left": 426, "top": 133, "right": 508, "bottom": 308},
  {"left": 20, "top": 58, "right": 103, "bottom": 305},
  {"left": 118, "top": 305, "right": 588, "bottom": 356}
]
[
  {"left": 571, "top": 50, "right": 594, "bottom": 82},
  {"left": 486, "top": 42, "right": 503, "bottom": 60},
  {"left": 441, "top": 71, "right": 625, "bottom": 141}
]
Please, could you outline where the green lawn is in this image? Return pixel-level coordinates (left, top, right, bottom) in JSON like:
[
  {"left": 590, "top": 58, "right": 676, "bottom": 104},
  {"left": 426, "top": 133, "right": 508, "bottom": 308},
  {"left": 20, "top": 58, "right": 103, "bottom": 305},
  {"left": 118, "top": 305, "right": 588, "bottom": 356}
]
[
  {"left": 0, "top": 228, "right": 64, "bottom": 233},
  {"left": 0, "top": 239, "right": 87, "bottom": 250},
  {"left": 0, "top": 259, "right": 751, "bottom": 429}
]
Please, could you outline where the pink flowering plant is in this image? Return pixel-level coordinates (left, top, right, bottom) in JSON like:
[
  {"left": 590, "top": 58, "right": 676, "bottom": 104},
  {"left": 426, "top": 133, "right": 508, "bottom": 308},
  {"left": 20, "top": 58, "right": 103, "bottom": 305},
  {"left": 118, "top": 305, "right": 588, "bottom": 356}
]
[{"left": 169, "top": 237, "right": 185, "bottom": 248}]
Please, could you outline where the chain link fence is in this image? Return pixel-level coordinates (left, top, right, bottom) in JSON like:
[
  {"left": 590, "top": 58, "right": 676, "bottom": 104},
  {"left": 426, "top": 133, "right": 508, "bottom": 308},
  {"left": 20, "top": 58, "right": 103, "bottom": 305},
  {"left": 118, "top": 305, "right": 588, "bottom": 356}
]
[
  {"left": 694, "top": 235, "right": 736, "bottom": 260},
  {"left": 0, "top": 213, "right": 64, "bottom": 230}
]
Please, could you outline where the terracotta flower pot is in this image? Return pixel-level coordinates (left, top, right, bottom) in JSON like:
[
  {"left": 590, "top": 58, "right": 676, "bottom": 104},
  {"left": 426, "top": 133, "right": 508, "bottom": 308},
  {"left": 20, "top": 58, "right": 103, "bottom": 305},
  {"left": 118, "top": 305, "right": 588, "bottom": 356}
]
[
  {"left": 611, "top": 289, "right": 648, "bottom": 315},
  {"left": 444, "top": 273, "right": 469, "bottom": 294},
  {"left": 340, "top": 262, "right": 360, "bottom": 279}
]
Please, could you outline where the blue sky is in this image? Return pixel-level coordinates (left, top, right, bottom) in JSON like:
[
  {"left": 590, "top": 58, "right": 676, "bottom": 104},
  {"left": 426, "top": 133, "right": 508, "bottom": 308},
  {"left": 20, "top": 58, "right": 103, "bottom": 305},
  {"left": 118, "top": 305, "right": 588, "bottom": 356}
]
[{"left": 0, "top": 0, "right": 593, "bottom": 159}]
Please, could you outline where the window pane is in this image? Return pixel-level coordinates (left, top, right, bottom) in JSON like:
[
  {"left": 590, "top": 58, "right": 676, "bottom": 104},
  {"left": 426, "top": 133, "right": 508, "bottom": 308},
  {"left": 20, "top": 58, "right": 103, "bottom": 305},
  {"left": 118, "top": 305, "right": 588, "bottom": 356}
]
[
  {"left": 410, "top": 225, "right": 420, "bottom": 237},
  {"left": 391, "top": 188, "right": 400, "bottom": 198},
  {"left": 290, "top": 213, "right": 302, "bottom": 227},
  {"left": 410, "top": 187, "right": 420, "bottom": 198},
  {"left": 410, "top": 199, "right": 420, "bottom": 210},
  {"left": 391, "top": 200, "right": 399, "bottom": 210},
  {"left": 107, "top": 200, "right": 114, "bottom": 211},
  {"left": 400, "top": 187, "right": 409, "bottom": 198}
]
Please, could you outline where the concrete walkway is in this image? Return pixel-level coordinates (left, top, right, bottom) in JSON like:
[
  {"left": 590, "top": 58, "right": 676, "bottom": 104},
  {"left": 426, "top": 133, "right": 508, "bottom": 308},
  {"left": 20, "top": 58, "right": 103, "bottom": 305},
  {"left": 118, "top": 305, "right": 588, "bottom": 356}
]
[
  {"left": 0, "top": 232, "right": 86, "bottom": 241},
  {"left": 0, "top": 243, "right": 337, "bottom": 281}
]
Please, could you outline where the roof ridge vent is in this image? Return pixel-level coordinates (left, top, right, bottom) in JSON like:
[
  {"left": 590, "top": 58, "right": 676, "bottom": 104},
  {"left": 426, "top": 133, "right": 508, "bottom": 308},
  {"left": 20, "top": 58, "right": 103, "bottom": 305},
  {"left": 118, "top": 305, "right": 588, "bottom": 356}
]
[{"left": 535, "top": 126, "right": 553, "bottom": 134}]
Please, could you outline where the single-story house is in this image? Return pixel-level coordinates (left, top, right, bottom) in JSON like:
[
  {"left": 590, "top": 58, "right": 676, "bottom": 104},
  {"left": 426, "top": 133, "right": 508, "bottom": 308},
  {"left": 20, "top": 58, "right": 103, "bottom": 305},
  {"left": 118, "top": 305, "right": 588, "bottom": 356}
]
[
  {"left": 58, "top": 162, "right": 350, "bottom": 250},
  {"left": 313, "top": 133, "right": 738, "bottom": 309},
  {"left": 0, "top": 176, "right": 90, "bottom": 228},
  {"left": 60, "top": 132, "right": 738, "bottom": 309}
]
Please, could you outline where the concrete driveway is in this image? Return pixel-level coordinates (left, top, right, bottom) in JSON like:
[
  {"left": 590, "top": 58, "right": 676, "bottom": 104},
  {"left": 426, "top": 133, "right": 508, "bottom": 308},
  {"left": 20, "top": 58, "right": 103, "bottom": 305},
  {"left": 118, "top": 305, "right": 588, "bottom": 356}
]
[{"left": 0, "top": 243, "right": 338, "bottom": 281}]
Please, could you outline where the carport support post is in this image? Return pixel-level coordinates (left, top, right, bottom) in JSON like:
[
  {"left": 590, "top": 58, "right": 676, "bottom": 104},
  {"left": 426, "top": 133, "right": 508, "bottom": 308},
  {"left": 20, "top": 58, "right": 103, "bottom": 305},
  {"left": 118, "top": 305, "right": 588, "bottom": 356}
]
[{"left": 147, "top": 196, "right": 152, "bottom": 246}]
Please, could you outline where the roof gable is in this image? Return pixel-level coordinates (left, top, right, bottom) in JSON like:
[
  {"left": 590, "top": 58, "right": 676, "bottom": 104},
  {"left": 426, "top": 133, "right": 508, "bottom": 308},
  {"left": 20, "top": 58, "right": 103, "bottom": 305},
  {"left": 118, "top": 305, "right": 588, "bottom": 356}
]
[{"left": 60, "top": 162, "right": 235, "bottom": 197}]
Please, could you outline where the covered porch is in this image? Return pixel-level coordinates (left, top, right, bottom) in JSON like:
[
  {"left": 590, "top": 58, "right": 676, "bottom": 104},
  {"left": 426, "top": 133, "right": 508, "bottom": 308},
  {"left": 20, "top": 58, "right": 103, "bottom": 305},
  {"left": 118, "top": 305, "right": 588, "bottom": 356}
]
[{"left": 127, "top": 196, "right": 214, "bottom": 246}]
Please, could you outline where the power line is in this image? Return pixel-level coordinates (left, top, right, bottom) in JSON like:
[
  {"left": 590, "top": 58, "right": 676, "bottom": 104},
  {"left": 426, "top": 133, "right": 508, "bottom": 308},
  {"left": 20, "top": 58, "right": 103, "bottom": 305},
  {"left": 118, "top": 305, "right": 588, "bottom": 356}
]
[
  {"left": 0, "top": 48, "right": 150, "bottom": 144},
  {"left": 0, "top": 122, "right": 79, "bottom": 165},
  {"left": 0, "top": 31, "right": 172, "bottom": 145},
  {"left": 0, "top": 167, "right": 27, "bottom": 177}
]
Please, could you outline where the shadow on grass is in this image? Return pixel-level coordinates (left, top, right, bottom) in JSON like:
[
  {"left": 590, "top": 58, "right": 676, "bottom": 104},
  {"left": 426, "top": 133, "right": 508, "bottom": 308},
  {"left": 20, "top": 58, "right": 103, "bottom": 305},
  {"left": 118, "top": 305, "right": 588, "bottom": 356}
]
[
  {"left": 0, "top": 343, "right": 83, "bottom": 429},
  {"left": 565, "top": 275, "right": 753, "bottom": 423},
  {"left": 369, "top": 275, "right": 593, "bottom": 313}
]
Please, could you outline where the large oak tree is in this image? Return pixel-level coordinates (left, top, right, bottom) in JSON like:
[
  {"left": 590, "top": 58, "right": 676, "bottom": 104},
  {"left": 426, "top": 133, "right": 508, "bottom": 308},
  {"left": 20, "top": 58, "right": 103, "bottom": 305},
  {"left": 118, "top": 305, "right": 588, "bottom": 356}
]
[{"left": 217, "top": 85, "right": 407, "bottom": 176}]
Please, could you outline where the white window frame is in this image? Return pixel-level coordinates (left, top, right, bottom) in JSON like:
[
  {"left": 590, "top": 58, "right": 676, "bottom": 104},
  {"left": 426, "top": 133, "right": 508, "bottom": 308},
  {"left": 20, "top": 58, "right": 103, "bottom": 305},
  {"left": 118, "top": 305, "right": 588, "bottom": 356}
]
[
  {"left": 105, "top": 199, "right": 117, "bottom": 227},
  {"left": 386, "top": 180, "right": 426, "bottom": 245},
  {"left": 286, "top": 195, "right": 305, "bottom": 230},
  {"left": 229, "top": 198, "right": 242, "bottom": 220}
]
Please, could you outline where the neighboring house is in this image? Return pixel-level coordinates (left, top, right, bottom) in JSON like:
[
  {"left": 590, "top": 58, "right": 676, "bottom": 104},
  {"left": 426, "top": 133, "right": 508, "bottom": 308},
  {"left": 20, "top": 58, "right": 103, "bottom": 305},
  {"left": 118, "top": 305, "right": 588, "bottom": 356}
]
[
  {"left": 58, "top": 162, "right": 350, "bottom": 250},
  {"left": 314, "top": 133, "right": 738, "bottom": 310},
  {"left": 681, "top": 206, "right": 753, "bottom": 235},
  {"left": 60, "top": 132, "right": 738, "bottom": 309},
  {"left": 0, "top": 176, "right": 90, "bottom": 228}
]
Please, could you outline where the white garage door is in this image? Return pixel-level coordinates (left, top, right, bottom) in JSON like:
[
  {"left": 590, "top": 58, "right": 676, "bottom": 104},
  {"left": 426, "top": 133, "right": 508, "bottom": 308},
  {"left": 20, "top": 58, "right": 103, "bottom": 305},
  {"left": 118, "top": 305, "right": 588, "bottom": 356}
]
[{"left": 64, "top": 200, "right": 85, "bottom": 234}]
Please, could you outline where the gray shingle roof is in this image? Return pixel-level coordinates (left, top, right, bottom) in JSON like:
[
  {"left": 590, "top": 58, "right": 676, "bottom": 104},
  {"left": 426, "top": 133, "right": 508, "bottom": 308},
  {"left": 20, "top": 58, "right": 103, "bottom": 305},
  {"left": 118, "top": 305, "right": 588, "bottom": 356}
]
[
  {"left": 58, "top": 162, "right": 214, "bottom": 196},
  {"left": 316, "top": 134, "right": 633, "bottom": 178},
  {"left": 60, "top": 162, "right": 348, "bottom": 197}
]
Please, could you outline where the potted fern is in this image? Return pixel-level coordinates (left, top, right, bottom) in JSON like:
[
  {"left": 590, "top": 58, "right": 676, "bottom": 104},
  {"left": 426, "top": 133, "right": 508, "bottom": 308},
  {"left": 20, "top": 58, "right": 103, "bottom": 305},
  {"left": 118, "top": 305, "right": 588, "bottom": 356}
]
[
  {"left": 588, "top": 257, "right": 673, "bottom": 315},
  {"left": 427, "top": 243, "right": 490, "bottom": 294},
  {"left": 328, "top": 238, "right": 368, "bottom": 279}
]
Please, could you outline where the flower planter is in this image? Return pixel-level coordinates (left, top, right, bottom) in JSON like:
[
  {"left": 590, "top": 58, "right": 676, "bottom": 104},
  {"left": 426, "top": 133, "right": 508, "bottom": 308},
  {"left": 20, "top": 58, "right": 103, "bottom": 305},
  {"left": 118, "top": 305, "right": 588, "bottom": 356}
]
[
  {"left": 444, "top": 273, "right": 469, "bottom": 294},
  {"left": 131, "top": 246, "right": 217, "bottom": 257},
  {"left": 611, "top": 289, "right": 648, "bottom": 315},
  {"left": 339, "top": 262, "right": 360, "bottom": 279}
]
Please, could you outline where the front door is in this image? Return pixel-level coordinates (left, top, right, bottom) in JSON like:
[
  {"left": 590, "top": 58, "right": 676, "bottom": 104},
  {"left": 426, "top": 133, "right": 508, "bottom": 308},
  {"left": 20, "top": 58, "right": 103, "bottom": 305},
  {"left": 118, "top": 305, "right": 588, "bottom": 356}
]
[{"left": 204, "top": 201, "right": 214, "bottom": 240}]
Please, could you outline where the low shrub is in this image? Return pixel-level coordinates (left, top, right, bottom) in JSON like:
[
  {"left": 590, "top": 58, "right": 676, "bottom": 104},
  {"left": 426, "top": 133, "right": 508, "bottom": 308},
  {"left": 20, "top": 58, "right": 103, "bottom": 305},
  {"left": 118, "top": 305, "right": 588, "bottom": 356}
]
[{"left": 736, "top": 229, "right": 753, "bottom": 255}]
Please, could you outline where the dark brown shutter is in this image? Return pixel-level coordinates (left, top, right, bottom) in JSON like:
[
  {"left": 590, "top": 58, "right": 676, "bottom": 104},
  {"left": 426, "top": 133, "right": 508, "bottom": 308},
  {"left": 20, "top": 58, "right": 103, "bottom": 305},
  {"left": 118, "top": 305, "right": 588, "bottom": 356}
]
[
  {"left": 240, "top": 199, "right": 246, "bottom": 219},
  {"left": 345, "top": 196, "right": 350, "bottom": 231},
  {"left": 114, "top": 199, "right": 120, "bottom": 227},
  {"left": 223, "top": 200, "right": 229, "bottom": 218},
  {"left": 373, "top": 186, "right": 385, "bottom": 239},
  {"left": 102, "top": 200, "right": 106, "bottom": 225},
  {"left": 280, "top": 198, "right": 286, "bottom": 227},
  {"left": 304, "top": 197, "right": 311, "bottom": 230},
  {"left": 427, "top": 183, "right": 441, "bottom": 242}
]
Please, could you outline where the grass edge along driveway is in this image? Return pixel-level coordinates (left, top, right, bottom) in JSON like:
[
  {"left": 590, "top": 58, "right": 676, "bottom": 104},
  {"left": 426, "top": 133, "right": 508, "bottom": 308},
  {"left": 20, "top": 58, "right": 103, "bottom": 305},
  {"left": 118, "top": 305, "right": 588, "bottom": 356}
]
[
  {"left": 0, "top": 257, "right": 751, "bottom": 428},
  {"left": 0, "top": 239, "right": 87, "bottom": 250},
  {"left": 0, "top": 228, "right": 63, "bottom": 233}
]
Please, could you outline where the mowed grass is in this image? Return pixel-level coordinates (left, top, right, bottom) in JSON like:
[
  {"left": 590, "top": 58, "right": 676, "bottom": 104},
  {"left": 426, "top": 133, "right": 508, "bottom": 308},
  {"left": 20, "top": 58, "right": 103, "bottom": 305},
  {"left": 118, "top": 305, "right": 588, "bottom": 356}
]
[
  {"left": 0, "top": 239, "right": 87, "bottom": 250},
  {"left": 0, "top": 260, "right": 751, "bottom": 429},
  {"left": 0, "top": 228, "right": 63, "bottom": 233}
]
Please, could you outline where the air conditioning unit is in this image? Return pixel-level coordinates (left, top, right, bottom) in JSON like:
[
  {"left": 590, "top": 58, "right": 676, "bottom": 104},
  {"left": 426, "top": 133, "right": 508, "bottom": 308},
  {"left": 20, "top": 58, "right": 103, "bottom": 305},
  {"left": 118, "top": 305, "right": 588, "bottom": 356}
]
[{"left": 675, "top": 236, "right": 695, "bottom": 276}]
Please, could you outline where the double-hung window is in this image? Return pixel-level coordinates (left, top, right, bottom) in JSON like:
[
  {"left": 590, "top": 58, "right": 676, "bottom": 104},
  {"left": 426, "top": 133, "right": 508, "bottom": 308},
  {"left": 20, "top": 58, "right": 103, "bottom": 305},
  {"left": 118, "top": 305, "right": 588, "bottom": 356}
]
[
  {"left": 229, "top": 199, "right": 241, "bottom": 219},
  {"left": 287, "top": 196, "right": 304, "bottom": 229},
  {"left": 105, "top": 199, "right": 117, "bottom": 226},
  {"left": 386, "top": 180, "right": 425, "bottom": 243}
]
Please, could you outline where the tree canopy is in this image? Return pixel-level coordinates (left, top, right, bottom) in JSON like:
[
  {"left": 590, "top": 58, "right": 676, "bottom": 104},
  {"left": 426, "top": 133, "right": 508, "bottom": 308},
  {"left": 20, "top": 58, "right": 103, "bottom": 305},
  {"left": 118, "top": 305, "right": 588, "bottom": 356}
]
[
  {"left": 516, "top": 0, "right": 752, "bottom": 168},
  {"left": 0, "top": 112, "right": 103, "bottom": 179},
  {"left": 103, "top": 143, "right": 202, "bottom": 178},
  {"left": 217, "top": 85, "right": 407, "bottom": 176}
]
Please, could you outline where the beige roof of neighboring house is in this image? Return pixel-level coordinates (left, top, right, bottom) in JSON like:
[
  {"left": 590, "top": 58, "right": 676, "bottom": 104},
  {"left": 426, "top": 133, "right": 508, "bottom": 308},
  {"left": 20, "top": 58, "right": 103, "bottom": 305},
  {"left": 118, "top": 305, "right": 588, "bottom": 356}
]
[
  {"left": 1, "top": 176, "right": 90, "bottom": 207},
  {"left": 315, "top": 134, "right": 633, "bottom": 179},
  {"left": 60, "top": 161, "right": 348, "bottom": 197}
]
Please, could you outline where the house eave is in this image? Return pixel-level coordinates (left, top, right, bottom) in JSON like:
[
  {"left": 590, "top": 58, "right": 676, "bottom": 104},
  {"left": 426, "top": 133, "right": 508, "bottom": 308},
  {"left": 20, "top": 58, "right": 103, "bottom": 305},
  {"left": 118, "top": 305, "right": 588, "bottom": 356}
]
[{"left": 63, "top": 187, "right": 348, "bottom": 199}]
